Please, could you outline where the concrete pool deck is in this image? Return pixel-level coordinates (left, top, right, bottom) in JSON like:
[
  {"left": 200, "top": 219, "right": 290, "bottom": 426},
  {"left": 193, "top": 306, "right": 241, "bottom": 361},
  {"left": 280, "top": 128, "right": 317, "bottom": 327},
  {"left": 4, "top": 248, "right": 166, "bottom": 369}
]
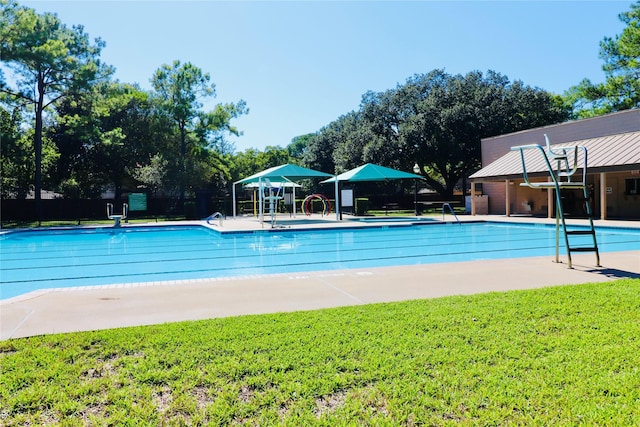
[{"left": 2, "top": 215, "right": 639, "bottom": 340}]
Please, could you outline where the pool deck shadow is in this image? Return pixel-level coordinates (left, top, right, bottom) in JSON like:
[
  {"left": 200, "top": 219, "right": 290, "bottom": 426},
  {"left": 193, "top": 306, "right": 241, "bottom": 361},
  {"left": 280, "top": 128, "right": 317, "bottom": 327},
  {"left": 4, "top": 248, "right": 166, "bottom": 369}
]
[{"left": 2, "top": 215, "right": 639, "bottom": 340}]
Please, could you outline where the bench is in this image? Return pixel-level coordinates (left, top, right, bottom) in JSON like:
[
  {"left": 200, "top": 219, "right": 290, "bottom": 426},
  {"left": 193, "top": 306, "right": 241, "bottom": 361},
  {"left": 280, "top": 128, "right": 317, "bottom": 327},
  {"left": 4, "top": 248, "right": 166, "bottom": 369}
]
[{"left": 381, "top": 203, "right": 400, "bottom": 215}]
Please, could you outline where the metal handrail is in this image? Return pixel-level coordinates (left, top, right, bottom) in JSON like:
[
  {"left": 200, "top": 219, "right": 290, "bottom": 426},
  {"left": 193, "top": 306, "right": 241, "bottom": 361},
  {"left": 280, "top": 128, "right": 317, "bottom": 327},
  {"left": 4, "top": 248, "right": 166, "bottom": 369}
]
[
  {"left": 206, "top": 212, "right": 224, "bottom": 226},
  {"left": 442, "top": 203, "right": 460, "bottom": 224}
]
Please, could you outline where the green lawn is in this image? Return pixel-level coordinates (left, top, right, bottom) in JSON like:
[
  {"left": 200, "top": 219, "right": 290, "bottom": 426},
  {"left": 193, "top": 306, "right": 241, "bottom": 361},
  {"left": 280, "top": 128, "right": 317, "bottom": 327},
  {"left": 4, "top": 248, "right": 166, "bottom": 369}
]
[{"left": 2, "top": 279, "right": 639, "bottom": 426}]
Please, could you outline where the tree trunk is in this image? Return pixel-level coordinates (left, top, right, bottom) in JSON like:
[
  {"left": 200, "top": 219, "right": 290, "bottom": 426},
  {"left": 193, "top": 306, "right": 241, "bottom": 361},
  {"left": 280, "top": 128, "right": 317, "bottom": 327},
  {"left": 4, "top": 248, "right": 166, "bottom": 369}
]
[{"left": 34, "top": 74, "right": 45, "bottom": 225}]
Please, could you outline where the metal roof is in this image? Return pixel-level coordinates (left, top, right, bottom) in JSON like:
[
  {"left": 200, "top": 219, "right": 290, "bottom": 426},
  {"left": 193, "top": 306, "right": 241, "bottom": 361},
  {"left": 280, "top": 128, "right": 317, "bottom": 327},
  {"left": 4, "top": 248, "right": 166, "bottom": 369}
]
[{"left": 470, "top": 131, "right": 640, "bottom": 181}]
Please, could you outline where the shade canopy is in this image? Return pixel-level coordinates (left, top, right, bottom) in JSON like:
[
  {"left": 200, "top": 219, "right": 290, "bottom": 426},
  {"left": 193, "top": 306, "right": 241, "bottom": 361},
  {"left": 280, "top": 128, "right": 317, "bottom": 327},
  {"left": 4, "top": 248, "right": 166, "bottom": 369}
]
[
  {"left": 321, "top": 163, "right": 423, "bottom": 183},
  {"left": 236, "top": 163, "right": 332, "bottom": 184},
  {"left": 232, "top": 163, "right": 338, "bottom": 220},
  {"left": 242, "top": 180, "right": 302, "bottom": 188}
]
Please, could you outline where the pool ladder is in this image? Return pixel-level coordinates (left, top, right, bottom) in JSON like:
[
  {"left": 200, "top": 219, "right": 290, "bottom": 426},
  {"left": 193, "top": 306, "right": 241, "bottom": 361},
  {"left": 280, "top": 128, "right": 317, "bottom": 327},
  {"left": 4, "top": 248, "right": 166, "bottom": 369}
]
[
  {"left": 511, "top": 134, "right": 600, "bottom": 268},
  {"left": 442, "top": 203, "right": 460, "bottom": 224}
]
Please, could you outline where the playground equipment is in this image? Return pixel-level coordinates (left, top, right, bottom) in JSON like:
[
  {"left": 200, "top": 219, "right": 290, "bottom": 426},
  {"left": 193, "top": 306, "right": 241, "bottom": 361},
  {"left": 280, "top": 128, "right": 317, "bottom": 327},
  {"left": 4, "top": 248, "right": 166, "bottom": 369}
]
[
  {"left": 242, "top": 179, "right": 300, "bottom": 219},
  {"left": 106, "top": 202, "right": 128, "bottom": 227},
  {"left": 302, "top": 194, "right": 332, "bottom": 216}
]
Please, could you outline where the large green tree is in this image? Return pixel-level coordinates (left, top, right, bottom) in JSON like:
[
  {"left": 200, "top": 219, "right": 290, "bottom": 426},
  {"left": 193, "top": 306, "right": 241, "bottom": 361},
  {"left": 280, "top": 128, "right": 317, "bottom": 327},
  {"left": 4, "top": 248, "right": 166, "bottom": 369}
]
[
  {"left": 391, "top": 70, "right": 568, "bottom": 196},
  {"left": 565, "top": 1, "right": 640, "bottom": 117},
  {"left": 50, "top": 81, "right": 157, "bottom": 199},
  {"left": 0, "top": 104, "right": 31, "bottom": 198},
  {"left": 151, "top": 60, "right": 246, "bottom": 207},
  {"left": 0, "top": 0, "right": 106, "bottom": 220},
  {"left": 305, "top": 70, "right": 569, "bottom": 197},
  {"left": 230, "top": 145, "right": 292, "bottom": 183},
  {"left": 303, "top": 111, "right": 362, "bottom": 174},
  {"left": 288, "top": 133, "right": 315, "bottom": 160}
]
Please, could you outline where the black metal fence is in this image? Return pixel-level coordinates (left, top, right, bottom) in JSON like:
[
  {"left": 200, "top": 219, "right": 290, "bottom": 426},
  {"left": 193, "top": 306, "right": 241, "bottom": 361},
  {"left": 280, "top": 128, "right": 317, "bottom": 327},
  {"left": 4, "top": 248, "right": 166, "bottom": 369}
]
[
  {"left": 0, "top": 193, "right": 465, "bottom": 226},
  {"left": 0, "top": 195, "right": 232, "bottom": 225}
]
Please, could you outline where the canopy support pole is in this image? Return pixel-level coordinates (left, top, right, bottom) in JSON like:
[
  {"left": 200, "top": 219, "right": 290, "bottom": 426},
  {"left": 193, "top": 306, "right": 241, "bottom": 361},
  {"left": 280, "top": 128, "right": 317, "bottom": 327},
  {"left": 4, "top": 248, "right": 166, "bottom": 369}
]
[
  {"left": 258, "top": 177, "right": 264, "bottom": 224},
  {"left": 334, "top": 177, "right": 340, "bottom": 221},
  {"left": 232, "top": 182, "right": 237, "bottom": 218}
]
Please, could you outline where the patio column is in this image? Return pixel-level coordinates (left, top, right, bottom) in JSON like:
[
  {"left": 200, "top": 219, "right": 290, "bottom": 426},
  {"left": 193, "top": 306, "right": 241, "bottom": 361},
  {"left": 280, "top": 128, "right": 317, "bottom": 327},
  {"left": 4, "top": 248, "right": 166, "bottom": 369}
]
[
  {"left": 505, "top": 179, "right": 511, "bottom": 217},
  {"left": 600, "top": 172, "right": 607, "bottom": 220},
  {"left": 471, "top": 181, "right": 477, "bottom": 216}
]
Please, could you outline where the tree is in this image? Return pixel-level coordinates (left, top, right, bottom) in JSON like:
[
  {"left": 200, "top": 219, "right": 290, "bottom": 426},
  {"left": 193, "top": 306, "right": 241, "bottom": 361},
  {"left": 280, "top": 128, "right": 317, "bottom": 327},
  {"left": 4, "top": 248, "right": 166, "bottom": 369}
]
[
  {"left": 151, "top": 60, "right": 246, "bottom": 207},
  {"left": 0, "top": 104, "right": 31, "bottom": 198},
  {"left": 196, "top": 101, "right": 247, "bottom": 154},
  {"left": 151, "top": 60, "right": 213, "bottom": 205},
  {"left": 306, "top": 70, "right": 570, "bottom": 198},
  {"left": 130, "top": 153, "right": 168, "bottom": 196},
  {"left": 229, "top": 145, "right": 294, "bottom": 186},
  {"left": 303, "top": 111, "right": 361, "bottom": 174},
  {"left": 385, "top": 70, "right": 569, "bottom": 197},
  {"left": 288, "top": 133, "right": 315, "bottom": 160},
  {"left": 0, "top": 0, "right": 107, "bottom": 220},
  {"left": 48, "top": 80, "right": 158, "bottom": 200},
  {"left": 565, "top": 1, "right": 640, "bottom": 117},
  {"left": 229, "top": 148, "right": 263, "bottom": 183}
]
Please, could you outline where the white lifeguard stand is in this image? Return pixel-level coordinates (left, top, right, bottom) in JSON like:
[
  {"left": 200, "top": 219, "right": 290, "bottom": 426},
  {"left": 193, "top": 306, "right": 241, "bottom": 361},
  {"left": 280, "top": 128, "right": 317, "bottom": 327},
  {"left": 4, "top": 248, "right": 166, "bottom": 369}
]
[
  {"left": 106, "top": 202, "right": 128, "bottom": 227},
  {"left": 262, "top": 178, "right": 284, "bottom": 227},
  {"left": 511, "top": 134, "right": 600, "bottom": 268}
]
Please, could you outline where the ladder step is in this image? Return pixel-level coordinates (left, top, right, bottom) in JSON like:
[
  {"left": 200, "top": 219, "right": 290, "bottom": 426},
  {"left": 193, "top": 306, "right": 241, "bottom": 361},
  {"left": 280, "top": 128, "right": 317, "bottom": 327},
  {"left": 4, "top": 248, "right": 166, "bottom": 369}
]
[
  {"left": 568, "top": 247, "right": 598, "bottom": 253},
  {"left": 566, "top": 230, "right": 595, "bottom": 235}
]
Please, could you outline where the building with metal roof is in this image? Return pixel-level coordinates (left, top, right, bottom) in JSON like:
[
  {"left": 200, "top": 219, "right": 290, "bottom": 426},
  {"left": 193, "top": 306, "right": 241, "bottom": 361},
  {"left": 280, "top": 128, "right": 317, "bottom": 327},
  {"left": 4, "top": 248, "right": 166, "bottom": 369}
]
[{"left": 469, "top": 109, "right": 640, "bottom": 220}]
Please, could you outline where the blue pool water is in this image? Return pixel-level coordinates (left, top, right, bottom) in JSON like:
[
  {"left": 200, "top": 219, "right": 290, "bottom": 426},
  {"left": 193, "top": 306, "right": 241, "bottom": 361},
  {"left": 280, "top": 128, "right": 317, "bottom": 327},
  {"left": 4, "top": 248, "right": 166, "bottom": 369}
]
[{"left": 1, "top": 222, "right": 638, "bottom": 300}]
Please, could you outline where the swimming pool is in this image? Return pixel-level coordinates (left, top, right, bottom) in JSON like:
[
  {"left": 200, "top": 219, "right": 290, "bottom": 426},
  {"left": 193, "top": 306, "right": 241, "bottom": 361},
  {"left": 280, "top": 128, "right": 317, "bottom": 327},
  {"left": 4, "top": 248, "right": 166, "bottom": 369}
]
[{"left": 1, "top": 222, "right": 638, "bottom": 300}]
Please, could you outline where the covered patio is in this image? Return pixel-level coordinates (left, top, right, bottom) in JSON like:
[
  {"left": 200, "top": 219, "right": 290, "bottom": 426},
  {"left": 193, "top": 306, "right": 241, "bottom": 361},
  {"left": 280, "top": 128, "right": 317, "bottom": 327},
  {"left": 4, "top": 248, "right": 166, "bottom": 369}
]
[{"left": 469, "top": 131, "right": 640, "bottom": 220}]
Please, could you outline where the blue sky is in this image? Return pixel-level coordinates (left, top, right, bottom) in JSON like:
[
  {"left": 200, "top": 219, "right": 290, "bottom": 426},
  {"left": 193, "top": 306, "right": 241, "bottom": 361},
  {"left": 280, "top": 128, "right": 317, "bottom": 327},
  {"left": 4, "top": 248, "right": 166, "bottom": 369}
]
[{"left": 22, "top": 1, "right": 630, "bottom": 152}]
